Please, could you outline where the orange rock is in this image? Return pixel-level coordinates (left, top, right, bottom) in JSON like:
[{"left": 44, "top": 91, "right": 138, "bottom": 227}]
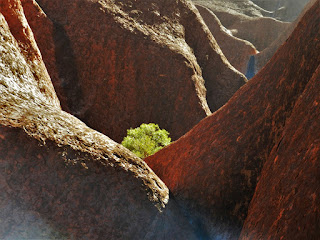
[
  {"left": 0, "top": 5, "right": 197, "bottom": 239},
  {"left": 146, "top": 1, "right": 320, "bottom": 238},
  {"left": 240, "top": 64, "right": 320, "bottom": 240},
  {"left": 256, "top": 0, "right": 318, "bottom": 71},
  {"left": 34, "top": 0, "right": 246, "bottom": 142}
]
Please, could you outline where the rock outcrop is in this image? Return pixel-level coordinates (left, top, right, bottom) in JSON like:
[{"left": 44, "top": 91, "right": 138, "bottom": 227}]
[
  {"left": 255, "top": 0, "right": 318, "bottom": 71},
  {"left": 196, "top": 5, "right": 257, "bottom": 74},
  {"left": 0, "top": 0, "right": 60, "bottom": 108},
  {"left": 18, "top": 0, "right": 71, "bottom": 110},
  {"left": 146, "top": 1, "right": 320, "bottom": 239},
  {"left": 30, "top": 0, "right": 247, "bottom": 143},
  {"left": 0, "top": 4, "right": 198, "bottom": 239},
  {"left": 239, "top": 63, "right": 320, "bottom": 240},
  {"left": 193, "top": 0, "right": 290, "bottom": 52},
  {"left": 252, "top": 0, "right": 310, "bottom": 21}
]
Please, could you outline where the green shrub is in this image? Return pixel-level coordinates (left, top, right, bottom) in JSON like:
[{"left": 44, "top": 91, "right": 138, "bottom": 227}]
[{"left": 121, "top": 123, "right": 171, "bottom": 158}]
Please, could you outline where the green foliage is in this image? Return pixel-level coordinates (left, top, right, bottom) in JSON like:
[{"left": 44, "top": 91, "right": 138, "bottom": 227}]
[{"left": 121, "top": 123, "right": 171, "bottom": 158}]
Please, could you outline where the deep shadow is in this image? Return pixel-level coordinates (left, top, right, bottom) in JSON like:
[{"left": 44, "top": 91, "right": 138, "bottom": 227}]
[{"left": 53, "top": 22, "right": 84, "bottom": 116}]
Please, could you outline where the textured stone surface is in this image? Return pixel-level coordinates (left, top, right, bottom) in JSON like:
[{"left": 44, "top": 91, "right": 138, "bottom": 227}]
[
  {"left": 146, "top": 1, "right": 320, "bottom": 239},
  {"left": 32, "top": 0, "right": 246, "bottom": 143},
  {"left": 255, "top": 0, "right": 318, "bottom": 71},
  {"left": 196, "top": 4, "right": 257, "bottom": 73},
  {"left": 0, "top": 6, "right": 197, "bottom": 239},
  {"left": 19, "top": 0, "right": 71, "bottom": 110},
  {"left": 0, "top": 0, "right": 60, "bottom": 108},
  {"left": 193, "top": 0, "right": 290, "bottom": 52},
  {"left": 239, "top": 63, "right": 320, "bottom": 240},
  {"left": 252, "top": 0, "right": 310, "bottom": 21}
]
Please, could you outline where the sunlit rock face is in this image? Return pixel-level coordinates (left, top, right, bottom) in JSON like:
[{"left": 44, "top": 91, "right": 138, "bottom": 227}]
[
  {"left": 195, "top": 5, "right": 258, "bottom": 74},
  {"left": 193, "top": 0, "right": 290, "bottom": 51},
  {"left": 146, "top": 1, "right": 320, "bottom": 239},
  {"left": 240, "top": 4, "right": 320, "bottom": 239},
  {"left": 255, "top": 0, "right": 318, "bottom": 71},
  {"left": 18, "top": 0, "right": 71, "bottom": 110},
  {"left": 240, "top": 68, "right": 320, "bottom": 240},
  {"left": 0, "top": 0, "right": 60, "bottom": 108},
  {"left": 0, "top": 2, "right": 198, "bottom": 238},
  {"left": 29, "top": 0, "right": 247, "bottom": 143},
  {"left": 251, "top": 0, "right": 310, "bottom": 21}
]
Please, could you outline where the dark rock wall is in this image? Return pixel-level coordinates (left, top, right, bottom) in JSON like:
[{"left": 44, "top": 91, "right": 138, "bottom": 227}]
[
  {"left": 146, "top": 1, "right": 320, "bottom": 239},
  {"left": 33, "top": 0, "right": 246, "bottom": 142},
  {"left": 240, "top": 65, "right": 320, "bottom": 240},
  {"left": 0, "top": 5, "right": 198, "bottom": 239}
]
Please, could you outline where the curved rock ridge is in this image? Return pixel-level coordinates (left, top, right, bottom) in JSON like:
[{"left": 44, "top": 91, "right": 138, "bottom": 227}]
[
  {"left": 194, "top": 0, "right": 272, "bottom": 18},
  {"left": 0, "top": 0, "right": 60, "bottom": 108},
  {"left": 146, "top": 1, "right": 320, "bottom": 239},
  {"left": 0, "top": 10, "right": 198, "bottom": 240},
  {"left": 196, "top": 4, "right": 258, "bottom": 74},
  {"left": 252, "top": 0, "right": 310, "bottom": 21},
  {"left": 31, "top": 0, "right": 246, "bottom": 143},
  {"left": 194, "top": 0, "right": 290, "bottom": 52},
  {"left": 255, "top": 0, "right": 318, "bottom": 71},
  {"left": 239, "top": 65, "right": 320, "bottom": 240},
  {"left": 18, "top": 0, "right": 71, "bottom": 111}
]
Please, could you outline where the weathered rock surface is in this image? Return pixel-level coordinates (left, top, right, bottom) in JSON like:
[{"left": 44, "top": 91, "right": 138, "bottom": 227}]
[
  {"left": 196, "top": 5, "right": 257, "bottom": 74},
  {"left": 255, "top": 0, "right": 318, "bottom": 71},
  {"left": 18, "top": 0, "right": 71, "bottom": 111},
  {"left": 0, "top": 0, "right": 60, "bottom": 108},
  {"left": 193, "top": 0, "right": 290, "bottom": 52},
  {"left": 146, "top": 1, "right": 320, "bottom": 239},
  {"left": 239, "top": 63, "right": 320, "bottom": 240},
  {"left": 0, "top": 6, "right": 198, "bottom": 239},
  {"left": 252, "top": 0, "right": 310, "bottom": 21},
  {"left": 31, "top": 0, "right": 247, "bottom": 143}
]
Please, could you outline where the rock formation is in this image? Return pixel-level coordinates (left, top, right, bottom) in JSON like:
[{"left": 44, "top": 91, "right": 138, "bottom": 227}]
[
  {"left": 193, "top": 0, "right": 290, "bottom": 51},
  {"left": 255, "top": 0, "right": 318, "bottom": 70},
  {"left": 29, "top": 0, "right": 247, "bottom": 143},
  {"left": 239, "top": 63, "right": 320, "bottom": 240},
  {"left": 0, "top": 3, "right": 198, "bottom": 239},
  {"left": 196, "top": 5, "right": 258, "bottom": 74},
  {"left": 18, "top": 0, "right": 71, "bottom": 110},
  {"left": 240, "top": 3, "right": 320, "bottom": 239},
  {"left": 0, "top": 0, "right": 60, "bottom": 108},
  {"left": 146, "top": 1, "right": 320, "bottom": 239},
  {"left": 252, "top": 0, "right": 310, "bottom": 21}
]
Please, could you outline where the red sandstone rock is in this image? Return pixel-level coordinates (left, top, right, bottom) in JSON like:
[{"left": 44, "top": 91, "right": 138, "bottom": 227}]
[
  {"left": 0, "top": 8, "right": 197, "bottom": 239},
  {"left": 196, "top": 4, "right": 258, "bottom": 73},
  {"left": 0, "top": 0, "right": 60, "bottom": 108},
  {"left": 146, "top": 1, "right": 320, "bottom": 239},
  {"left": 19, "top": 0, "right": 70, "bottom": 110},
  {"left": 33, "top": 0, "right": 246, "bottom": 142},
  {"left": 239, "top": 63, "right": 320, "bottom": 240}
]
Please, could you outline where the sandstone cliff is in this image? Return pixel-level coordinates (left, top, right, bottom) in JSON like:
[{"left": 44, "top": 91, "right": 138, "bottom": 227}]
[
  {"left": 0, "top": 4, "right": 197, "bottom": 239},
  {"left": 146, "top": 1, "right": 320, "bottom": 239},
  {"left": 0, "top": 0, "right": 60, "bottom": 108},
  {"left": 30, "top": 0, "right": 247, "bottom": 143},
  {"left": 240, "top": 63, "right": 320, "bottom": 240},
  {"left": 252, "top": 0, "right": 310, "bottom": 21},
  {"left": 196, "top": 5, "right": 257, "bottom": 74},
  {"left": 255, "top": 0, "right": 318, "bottom": 71},
  {"left": 193, "top": 0, "right": 290, "bottom": 52}
]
